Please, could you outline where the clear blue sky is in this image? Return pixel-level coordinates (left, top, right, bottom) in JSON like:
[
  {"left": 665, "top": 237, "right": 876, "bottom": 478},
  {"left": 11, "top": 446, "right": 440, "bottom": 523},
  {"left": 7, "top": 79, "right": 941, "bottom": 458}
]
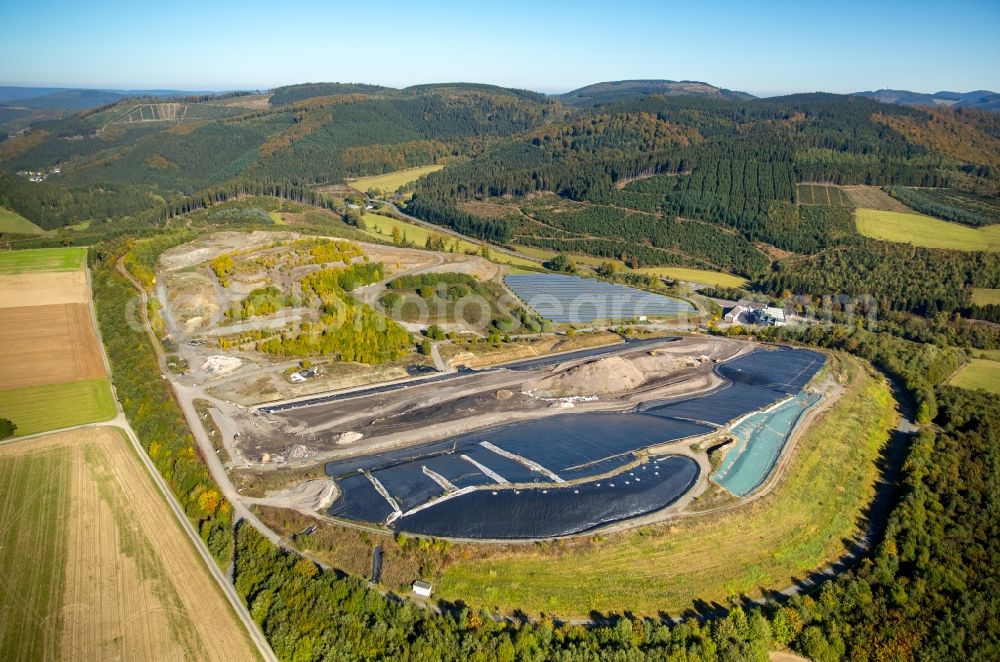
[{"left": 2, "top": 0, "right": 998, "bottom": 96}]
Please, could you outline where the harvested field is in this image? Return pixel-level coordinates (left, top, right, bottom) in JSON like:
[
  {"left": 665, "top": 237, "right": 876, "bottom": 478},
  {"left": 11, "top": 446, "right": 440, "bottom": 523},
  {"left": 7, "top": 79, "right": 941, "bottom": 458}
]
[
  {"left": 0, "top": 247, "right": 86, "bottom": 274},
  {"left": 0, "top": 259, "right": 113, "bottom": 435},
  {"left": 0, "top": 427, "right": 258, "bottom": 661},
  {"left": 0, "top": 379, "right": 116, "bottom": 436},
  {"left": 841, "top": 185, "right": 910, "bottom": 211},
  {"left": 0, "top": 304, "right": 106, "bottom": 389},
  {"left": 0, "top": 271, "right": 89, "bottom": 307}
]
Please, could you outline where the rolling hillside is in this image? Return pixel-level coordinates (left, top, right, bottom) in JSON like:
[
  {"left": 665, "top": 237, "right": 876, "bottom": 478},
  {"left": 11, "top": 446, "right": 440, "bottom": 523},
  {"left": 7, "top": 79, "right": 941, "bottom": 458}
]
[
  {"left": 556, "top": 79, "right": 756, "bottom": 107},
  {"left": 2, "top": 81, "right": 999, "bottom": 317},
  {"left": 853, "top": 88, "right": 1000, "bottom": 112}
]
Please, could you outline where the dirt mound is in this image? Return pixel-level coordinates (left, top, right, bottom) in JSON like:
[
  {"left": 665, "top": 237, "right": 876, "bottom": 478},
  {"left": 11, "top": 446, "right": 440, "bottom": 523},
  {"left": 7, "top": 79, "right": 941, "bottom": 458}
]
[
  {"left": 526, "top": 356, "right": 647, "bottom": 398},
  {"left": 201, "top": 355, "right": 242, "bottom": 375},
  {"left": 260, "top": 479, "right": 340, "bottom": 512}
]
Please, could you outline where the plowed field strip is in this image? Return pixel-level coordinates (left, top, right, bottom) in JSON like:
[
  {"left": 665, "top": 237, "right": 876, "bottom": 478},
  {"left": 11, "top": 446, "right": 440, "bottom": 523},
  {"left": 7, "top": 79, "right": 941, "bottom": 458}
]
[{"left": 0, "top": 304, "right": 106, "bottom": 389}]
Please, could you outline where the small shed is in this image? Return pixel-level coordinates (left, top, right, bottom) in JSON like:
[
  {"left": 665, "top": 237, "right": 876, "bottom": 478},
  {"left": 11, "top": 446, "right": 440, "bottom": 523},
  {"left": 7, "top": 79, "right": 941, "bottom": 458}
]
[{"left": 412, "top": 580, "right": 433, "bottom": 597}]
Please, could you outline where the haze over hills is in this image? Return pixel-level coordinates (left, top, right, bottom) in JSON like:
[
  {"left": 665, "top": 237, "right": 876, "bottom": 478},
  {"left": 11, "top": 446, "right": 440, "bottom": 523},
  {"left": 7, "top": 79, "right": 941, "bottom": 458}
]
[
  {"left": 0, "top": 86, "right": 212, "bottom": 135},
  {"left": 853, "top": 88, "right": 1000, "bottom": 112}
]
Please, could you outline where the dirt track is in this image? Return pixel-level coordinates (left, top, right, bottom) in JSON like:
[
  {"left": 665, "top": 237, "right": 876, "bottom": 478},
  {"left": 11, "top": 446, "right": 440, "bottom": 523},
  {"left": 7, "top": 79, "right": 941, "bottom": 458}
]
[
  {"left": 0, "top": 304, "right": 107, "bottom": 389},
  {"left": 0, "top": 427, "right": 258, "bottom": 661}
]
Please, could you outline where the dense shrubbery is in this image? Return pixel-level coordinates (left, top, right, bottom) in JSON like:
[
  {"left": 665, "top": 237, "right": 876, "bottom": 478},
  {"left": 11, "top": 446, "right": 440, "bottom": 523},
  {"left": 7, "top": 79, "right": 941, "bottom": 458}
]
[
  {"left": 91, "top": 242, "right": 234, "bottom": 565},
  {"left": 226, "top": 286, "right": 299, "bottom": 320},
  {"left": 258, "top": 263, "right": 410, "bottom": 363}
]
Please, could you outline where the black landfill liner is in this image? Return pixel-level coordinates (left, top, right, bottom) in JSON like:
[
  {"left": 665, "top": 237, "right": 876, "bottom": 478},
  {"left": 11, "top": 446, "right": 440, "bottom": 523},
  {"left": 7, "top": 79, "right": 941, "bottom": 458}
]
[
  {"left": 324, "top": 345, "right": 826, "bottom": 536},
  {"left": 395, "top": 456, "right": 699, "bottom": 539},
  {"left": 327, "top": 473, "right": 396, "bottom": 523},
  {"left": 371, "top": 463, "right": 451, "bottom": 512},
  {"left": 419, "top": 453, "right": 491, "bottom": 488}
]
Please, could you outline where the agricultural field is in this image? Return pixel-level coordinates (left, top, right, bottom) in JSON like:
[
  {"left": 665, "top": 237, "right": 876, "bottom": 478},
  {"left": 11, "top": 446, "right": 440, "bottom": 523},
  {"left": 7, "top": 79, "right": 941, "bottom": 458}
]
[
  {"left": 0, "top": 427, "right": 258, "bottom": 661},
  {"left": 348, "top": 164, "right": 445, "bottom": 193},
  {"left": 0, "top": 303, "right": 106, "bottom": 389},
  {"left": 0, "top": 379, "right": 115, "bottom": 436},
  {"left": 0, "top": 247, "right": 115, "bottom": 436},
  {"left": 841, "top": 186, "right": 912, "bottom": 211},
  {"left": 948, "top": 358, "right": 1000, "bottom": 395},
  {"left": 796, "top": 183, "right": 855, "bottom": 207},
  {"left": 363, "top": 212, "right": 537, "bottom": 268},
  {"left": 0, "top": 246, "right": 86, "bottom": 274},
  {"left": 435, "top": 355, "right": 895, "bottom": 616},
  {"left": 635, "top": 266, "right": 748, "bottom": 288},
  {"left": 971, "top": 288, "right": 1000, "bottom": 306},
  {"left": 855, "top": 208, "right": 1000, "bottom": 251},
  {"left": 0, "top": 206, "right": 43, "bottom": 234}
]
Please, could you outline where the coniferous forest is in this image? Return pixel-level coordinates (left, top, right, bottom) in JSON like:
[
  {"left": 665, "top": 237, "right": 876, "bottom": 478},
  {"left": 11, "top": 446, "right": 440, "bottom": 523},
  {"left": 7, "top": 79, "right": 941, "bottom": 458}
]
[{"left": 3, "top": 79, "right": 999, "bottom": 660}]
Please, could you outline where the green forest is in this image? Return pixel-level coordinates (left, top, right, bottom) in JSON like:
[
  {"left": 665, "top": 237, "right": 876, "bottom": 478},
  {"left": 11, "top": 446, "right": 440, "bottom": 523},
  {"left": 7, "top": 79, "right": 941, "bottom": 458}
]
[{"left": 2, "top": 79, "right": 999, "bottom": 660}]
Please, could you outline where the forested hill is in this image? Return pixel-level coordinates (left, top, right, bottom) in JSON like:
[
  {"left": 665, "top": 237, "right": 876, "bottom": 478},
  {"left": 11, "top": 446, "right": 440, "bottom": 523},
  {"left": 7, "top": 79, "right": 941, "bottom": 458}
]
[
  {"left": 405, "top": 92, "right": 1000, "bottom": 314},
  {"left": 556, "top": 79, "right": 756, "bottom": 107},
  {"left": 0, "top": 82, "right": 562, "bottom": 226},
  {"left": 3, "top": 82, "right": 1000, "bottom": 316}
]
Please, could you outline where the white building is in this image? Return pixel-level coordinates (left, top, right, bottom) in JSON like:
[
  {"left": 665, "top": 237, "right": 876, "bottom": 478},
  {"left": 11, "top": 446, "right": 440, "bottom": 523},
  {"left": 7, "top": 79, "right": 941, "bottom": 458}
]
[
  {"left": 761, "top": 306, "right": 786, "bottom": 327},
  {"left": 723, "top": 300, "right": 786, "bottom": 327},
  {"left": 412, "top": 580, "right": 433, "bottom": 597}
]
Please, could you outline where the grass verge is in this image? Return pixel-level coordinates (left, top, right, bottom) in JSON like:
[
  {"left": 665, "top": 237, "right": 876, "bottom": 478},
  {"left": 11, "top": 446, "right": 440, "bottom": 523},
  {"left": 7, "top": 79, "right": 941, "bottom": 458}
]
[
  {"left": 435, "top": 354, "right": 896, "bottom": 617},
  {"left": 855, "top": 208, "right": 1000, "bottom": 251},
  {"left": 0, "top": 378, "right": 116, "bottom": 436},
  {"left": 362, "top": 212, "right": 538, "bottom": 268}
]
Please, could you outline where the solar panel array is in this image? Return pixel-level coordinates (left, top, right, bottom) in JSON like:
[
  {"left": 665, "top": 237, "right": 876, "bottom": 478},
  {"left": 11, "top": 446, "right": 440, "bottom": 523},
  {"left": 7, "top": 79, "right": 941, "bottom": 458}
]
[{"left": 505, "top": 274, "right": 696, "bottom": 323}]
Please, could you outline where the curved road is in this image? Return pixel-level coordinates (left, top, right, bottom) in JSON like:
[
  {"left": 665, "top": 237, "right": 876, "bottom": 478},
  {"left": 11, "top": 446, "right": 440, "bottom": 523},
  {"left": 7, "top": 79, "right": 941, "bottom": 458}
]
[
  {"left": 112, "top": 258, "right": 279, "bottom": 662},
  {"left": 116, "top": 249, "right": 919, "bottom": 631}
]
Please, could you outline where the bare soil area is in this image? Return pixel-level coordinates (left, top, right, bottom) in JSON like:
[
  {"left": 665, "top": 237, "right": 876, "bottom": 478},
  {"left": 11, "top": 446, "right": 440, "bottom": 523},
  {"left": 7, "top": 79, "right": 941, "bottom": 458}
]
[
  {"left": 231, "top": 337, "right": 743, "bottom": 466},
  {"left": 0, "top": 271, "right": 89, "bottom": 308},
  {"left": 0, "top": 303, "right": 106, "bottom": 389},
  {"left": 842, "top": 185, "right": 910, "bottom": 211}
]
